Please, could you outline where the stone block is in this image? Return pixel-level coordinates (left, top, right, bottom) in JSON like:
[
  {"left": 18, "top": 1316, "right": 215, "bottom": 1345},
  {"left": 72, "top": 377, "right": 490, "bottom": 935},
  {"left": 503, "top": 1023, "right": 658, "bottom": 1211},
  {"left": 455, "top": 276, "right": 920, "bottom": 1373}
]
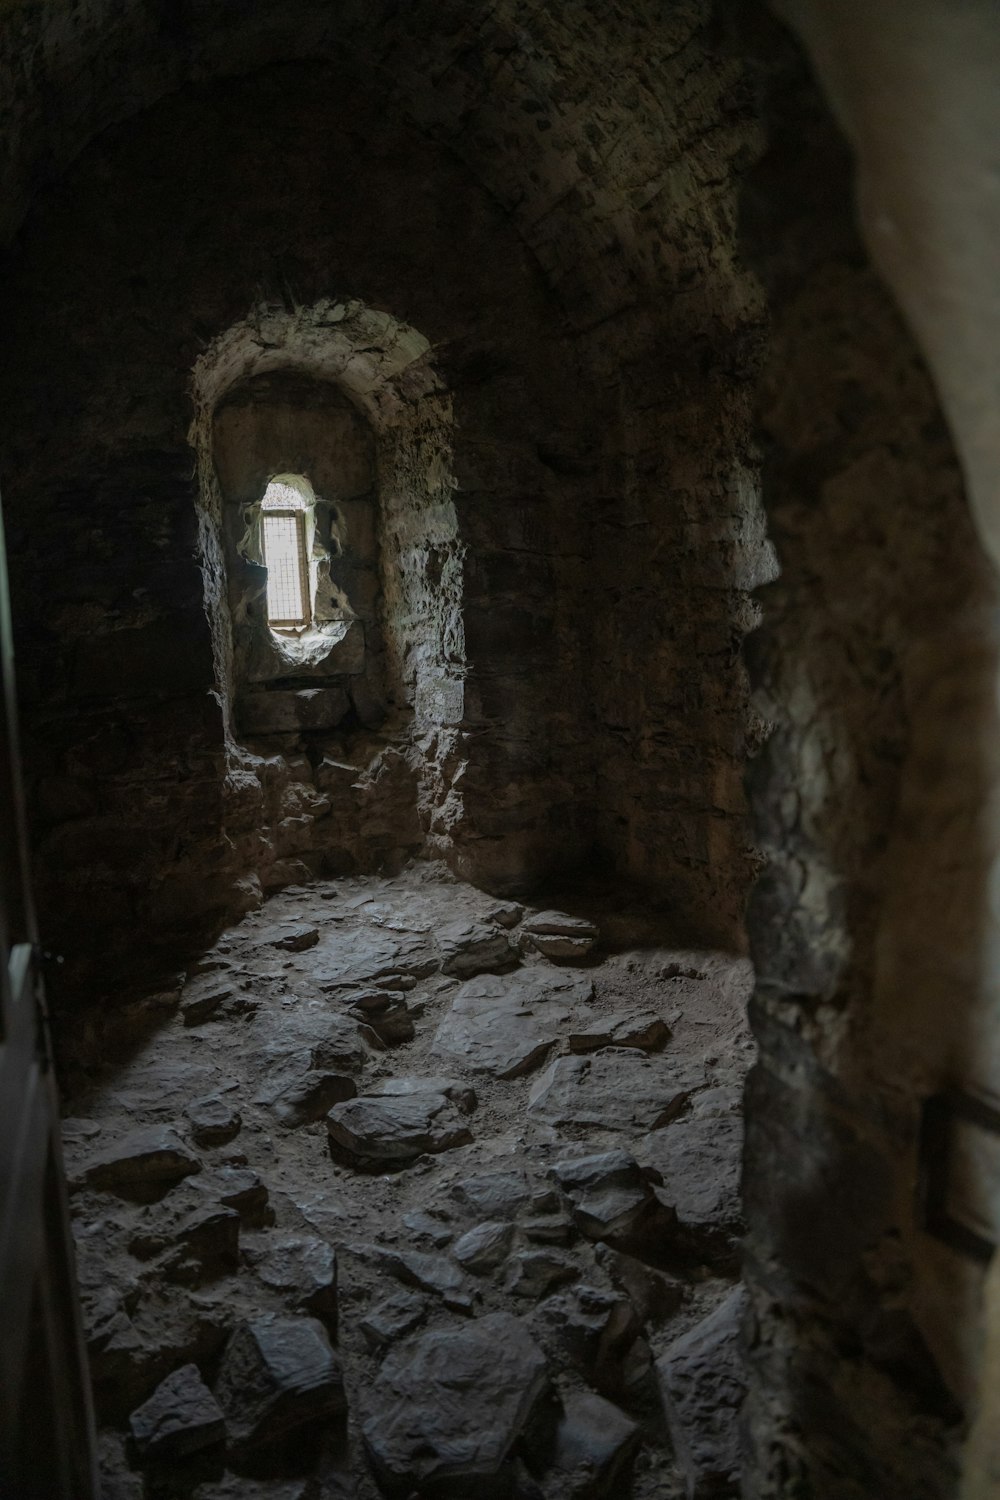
[
  {"left": 657, "top": 1288, "right": 747, "bottom": 1498},
  {"left": 362, "top": 1313, "right": 549, "bottom": 1497},
  {"left": 551, "top": 1391, "right": 641, "bottom": 1498},
  {"left": 326, "top": 1089, "right": 473, "bottom": 1171},
  {"left": 128, "top": 1363, "right": 225, "bottom": 1462},
  {"left": 71, "top": 1126, "right": 201, "bottom": 1200},
  {"left": 236, "top": 687, "right": 350, "bottom": 737},
  {"left": 244, "top": 1236, "right": 338, "bottom": 1331},
  {"left": 214, "top": 1314, "right": 346, "bottom": 1460}
]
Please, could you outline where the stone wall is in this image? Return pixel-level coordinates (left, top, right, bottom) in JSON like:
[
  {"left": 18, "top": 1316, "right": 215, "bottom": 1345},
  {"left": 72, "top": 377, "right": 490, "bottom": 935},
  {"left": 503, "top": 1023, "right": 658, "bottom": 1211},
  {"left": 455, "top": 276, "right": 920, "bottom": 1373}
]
[
  {"left": 736, "top": 12, "right": 1000, "bottom": 1496},
  {"left": 0, "top": 56, "right": 604, "bottom": 1007},
  {"left": 0, "top": 2, "right": 768, "bottom": 1014}
]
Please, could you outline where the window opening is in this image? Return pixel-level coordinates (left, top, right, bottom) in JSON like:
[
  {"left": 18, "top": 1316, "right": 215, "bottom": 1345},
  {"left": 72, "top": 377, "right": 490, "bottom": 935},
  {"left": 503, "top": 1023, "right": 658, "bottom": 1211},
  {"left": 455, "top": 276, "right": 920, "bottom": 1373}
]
[{"left": 261, "top": 479, "right": 310, "bottom": 629}]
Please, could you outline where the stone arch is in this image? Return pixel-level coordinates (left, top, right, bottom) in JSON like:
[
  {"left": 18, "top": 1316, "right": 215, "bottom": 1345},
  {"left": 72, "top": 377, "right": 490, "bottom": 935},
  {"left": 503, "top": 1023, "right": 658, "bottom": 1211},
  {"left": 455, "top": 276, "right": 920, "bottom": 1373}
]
[{"left": 189, "top": 297, "right": 465, "bottom": 874}]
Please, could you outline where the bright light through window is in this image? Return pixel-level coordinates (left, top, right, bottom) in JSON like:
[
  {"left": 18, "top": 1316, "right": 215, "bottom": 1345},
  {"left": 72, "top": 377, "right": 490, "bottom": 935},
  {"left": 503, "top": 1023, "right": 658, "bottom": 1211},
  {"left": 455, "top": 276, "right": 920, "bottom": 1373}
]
[{"left": 261, "top": 479, "right": 310, "bottom": 628}]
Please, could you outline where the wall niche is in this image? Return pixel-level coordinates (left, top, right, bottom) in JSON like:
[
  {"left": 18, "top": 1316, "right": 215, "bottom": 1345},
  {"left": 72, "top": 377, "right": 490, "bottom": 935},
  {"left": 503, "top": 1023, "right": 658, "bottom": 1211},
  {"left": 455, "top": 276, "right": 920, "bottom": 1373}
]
[
  {"left": 212, "top": 370, "right": 385, "bottom": 739},
  {"left": 189, "top": 297, "right": 465, "bottom": 893}
]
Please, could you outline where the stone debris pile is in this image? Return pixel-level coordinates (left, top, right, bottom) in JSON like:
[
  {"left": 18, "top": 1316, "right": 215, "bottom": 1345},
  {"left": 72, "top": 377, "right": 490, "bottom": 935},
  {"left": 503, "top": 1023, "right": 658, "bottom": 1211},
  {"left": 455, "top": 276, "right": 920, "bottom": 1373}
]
[{"left": 64, "top": 867, "right": 754, "bottom": 1498}]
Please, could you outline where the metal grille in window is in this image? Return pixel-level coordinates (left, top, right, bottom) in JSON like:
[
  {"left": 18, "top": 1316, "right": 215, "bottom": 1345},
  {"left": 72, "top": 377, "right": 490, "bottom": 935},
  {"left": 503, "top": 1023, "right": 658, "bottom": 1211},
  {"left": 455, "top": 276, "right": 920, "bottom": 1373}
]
[{"left": 263, "top": 511, "right": 309, "bottom": 626}]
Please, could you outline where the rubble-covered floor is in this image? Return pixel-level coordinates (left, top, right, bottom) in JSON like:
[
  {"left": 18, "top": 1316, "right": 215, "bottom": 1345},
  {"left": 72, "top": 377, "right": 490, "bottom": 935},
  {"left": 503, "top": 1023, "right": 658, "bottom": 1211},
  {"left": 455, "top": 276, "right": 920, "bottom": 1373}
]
[{"left": 62, "top": 864, "right": 755, "bottom": 1500}]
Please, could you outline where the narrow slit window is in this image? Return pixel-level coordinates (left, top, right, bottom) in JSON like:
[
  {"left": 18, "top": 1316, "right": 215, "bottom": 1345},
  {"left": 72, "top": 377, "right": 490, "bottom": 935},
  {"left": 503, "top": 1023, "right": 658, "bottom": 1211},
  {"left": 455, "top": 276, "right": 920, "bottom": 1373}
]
[{"left": 261, "top": 480, "right": 310, "bottom": 628}]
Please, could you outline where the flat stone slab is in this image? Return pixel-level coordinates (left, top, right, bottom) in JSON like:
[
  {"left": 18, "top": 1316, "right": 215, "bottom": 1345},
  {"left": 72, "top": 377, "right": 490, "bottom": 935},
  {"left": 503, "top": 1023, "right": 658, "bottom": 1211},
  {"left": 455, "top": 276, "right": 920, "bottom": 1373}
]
[
  {"left": 569, "top": 1011, "right": 670, "bottom": 1054},
  {"left": 552, "top": 1150, "right": 670, "bottom": 1247},
  {"left": 326, "top": 1090, "right": 473, "bottom": 1171},
  {"left": 362, "top": 1312, "right": 549, "bottom": 1495},
  {"left": 451, "top": 1170, "right": 532, "bottom": 1220},
  {"left": 215, "top": 1314, "right": 346, "bottom": 1459},
  {"left": 528, "top": 1049, "right": 701, "bottom": 1135},
  {"left": 367, "top": 1075, "right": 477, "bottom": 1114},
  {"left": 71, "top": 1126, "right": 201, "bottom": 1199},
  {"left": 311, "top": 928, "right": 437, "bottom": 990},
  {"left": 128, "top": 1363, "right": 224, "bottom": 1462},
  {"left": 436, "top": 918, "right": 517, "bottom": 977},
  {"left": 658, "top": 1287, "right": 747, "bottom": 1498},
  {"left": 522, "top": 910, "right": 599, "bottom": 959},
  {"left": 268, "top": 923, "right": 320, "bottom": 953},
  {"left": 377, "top": 1247, "right": 473, "bottom": 1313},
  {"left": 185, "top": 1095, "right": 242, "bottom": 1146},
  {"left": 128, "top": 1190, "right": 240, "bottom": 1284},
  {"left": 637, "top": 1117, "right": 744, "bottom": 1257},
  {"left": 265, "top": 1069, "right": 358, "bottom": 1128},
  {"left": 452, "top": 1220, "right": 516, "bottom": 1274},
  {"left": 244, "top": 1236, "right": 338, "bottom": 1330},
  {"left": 360, "top": 1290, "right": 428, "bottom": 1351},
  {"left": 180, "top": 975, "right": 238, "bottom": 1026},
  {"left": 193, "top": 1166, "right": 273, "bottom": 1228},
  {"left": 552, "top": 1390, "right": 641, "bottom": 1498},
  {"left": 431, "top": 968, "right": 594, "bottom": 1079}
]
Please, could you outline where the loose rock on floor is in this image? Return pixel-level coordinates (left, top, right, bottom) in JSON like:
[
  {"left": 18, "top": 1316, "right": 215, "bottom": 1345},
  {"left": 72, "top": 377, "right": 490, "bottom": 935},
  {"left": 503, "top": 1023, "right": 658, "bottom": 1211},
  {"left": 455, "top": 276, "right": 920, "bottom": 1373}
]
[{"left": 62, "top": 864, "right": 755, "bottom": 1498}]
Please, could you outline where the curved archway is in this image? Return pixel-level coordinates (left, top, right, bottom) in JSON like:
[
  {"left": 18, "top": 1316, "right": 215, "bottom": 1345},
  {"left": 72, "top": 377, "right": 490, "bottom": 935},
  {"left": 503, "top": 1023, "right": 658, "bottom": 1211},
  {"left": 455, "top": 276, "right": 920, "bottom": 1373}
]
[{"left": 189, "top": 296, "right": 465, "bottom": 886}]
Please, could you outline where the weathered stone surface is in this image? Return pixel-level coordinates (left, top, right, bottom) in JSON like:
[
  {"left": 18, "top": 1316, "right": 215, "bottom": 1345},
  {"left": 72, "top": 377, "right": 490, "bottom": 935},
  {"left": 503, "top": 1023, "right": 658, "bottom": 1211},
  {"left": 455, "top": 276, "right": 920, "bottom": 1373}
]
[
  {"left": 380, "top": 1248, "right": 473, "bottom": 1313},
  {"left": 568, "top": 1012, "right": 670, "bottom": 1055},
  {"left": 523, "top": 1215, "right": 575, "bottom": 1246},
  {"left": 551, "top": 1150, "right": 675, "bottom": 1251},
  {"left": 401, "top": 1209, "right": 454, "bottom": 1248},
  {"left": 505, "top": 1249, "right": 578, "bottom": 1299},
  {"left": 657, "top": 1288, "right": 747, "bottom": 1498},
  {"left": 237, "top": 686, "right": 352, "bottom": 736},
  {"left": 97, "top": 1432, "right": 145, "bottom": 1500},
  {"left": 360, "top": 1290, "right": 428, "bottom": 1351},
  {"left": 451, "top": 1171, "right": 532, "bottom": 1220},
  {"left": 551, "top": 1391, "right": 641, "bottom": 1498},
  {"left": 345, "top": 992, "right": 414, "bottom": 1045},
  {"left": 244, "top": 1236, "right": 338, "bottom": 1330},
  {"left": 81, "top": 1264, "right": 234, "bottom": 1424},
  {"left": 486, "top": 901, "right": 524, "bottom": 929},
  {"left": 313, "top": 928, "right": 437, "bottom": 991},
  {"left": 326, "top": 1090, "right": 473, "bottom": 1171},
  {"left": 593, "top": 1245, "right": 685, "bottom": 1325},
  {"left": 368, "top": 1074, "right": 477, "bottom": 1114},
  {"left": 528, "top": 1051, "right": 698, "bottom": 1134},
  {"left": 129, "top": 1193, "right": 240, "bottom": 1284},
  {"left": 431, "top": 968, "right": 593, "bottom": 1079},
  {"left": 129, "top": 1363, "right": 225, "bottom": 1462},
  {"left": 521, "top": 911, "right": 599, "bottom": 960},
  {"left": 437, "top": 918, "right": 516, "bottom": 977},
  {"left": 537, "top": 1285, "right": 645, "bottom": 1401},
  {"left": 72, "top": 1126, "right": 201, "bottom": 1199},
  {"left": 196, "top": 1166, "right": 273, "bottom": 1228},
  {"left": 83, "top": 1290, "right": 150, "bottom": 1421},
  {"left": 186, "top": 1095, "right": 242, "bottom": 1146},
  {"left": 268, "top": 1070, "right": 357, "bottom": 1128},
  {"left": 215, "top": 1314, "right": 346, "bottom": 1459},
  {"left": 306, "top": 1027, "right": 371, "bottom": 1075},
  {"left": 362, "top": 1313, "right": 549, "bottom": 1495},
  {"left": 268, "top": 923, "right": 320, "bottom": 952},
  {"left": 181, "top": 977, "right": 239, "bottom": 1026},
  {"left": 57, "top": 872, "right": 756, "bottom": 1493},
  {"left": 453, "top": 1220, "right": 516, "bottom": 1274},
  {"left": 638, "top": 1118, "right": 744, "bottom": 1258}
]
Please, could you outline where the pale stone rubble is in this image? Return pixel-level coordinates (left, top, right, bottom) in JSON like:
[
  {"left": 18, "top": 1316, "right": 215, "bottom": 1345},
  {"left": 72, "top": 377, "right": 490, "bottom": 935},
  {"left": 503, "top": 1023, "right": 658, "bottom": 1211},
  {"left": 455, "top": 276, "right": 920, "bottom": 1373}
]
[{"left": 64, "top": 866, "right": 754, "bottom": 1499}]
